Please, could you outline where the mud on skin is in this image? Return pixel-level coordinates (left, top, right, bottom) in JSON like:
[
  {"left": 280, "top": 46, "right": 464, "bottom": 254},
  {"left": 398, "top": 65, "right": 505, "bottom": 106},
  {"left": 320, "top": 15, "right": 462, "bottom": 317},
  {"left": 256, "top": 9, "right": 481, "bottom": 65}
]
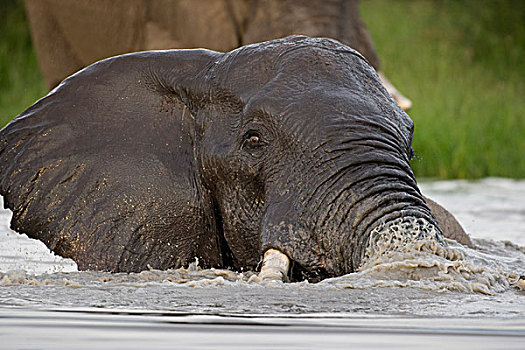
[{"left": 0, "top": 36, "right": 467, "bottom": 282}]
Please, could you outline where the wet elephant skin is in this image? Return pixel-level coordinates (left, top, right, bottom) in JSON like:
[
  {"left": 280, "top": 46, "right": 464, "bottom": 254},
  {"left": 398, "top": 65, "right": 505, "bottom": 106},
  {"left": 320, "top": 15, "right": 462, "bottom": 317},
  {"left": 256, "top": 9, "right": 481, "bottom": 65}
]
[{"left": 0, "top": 36, "right": 436, "bottom": 281}]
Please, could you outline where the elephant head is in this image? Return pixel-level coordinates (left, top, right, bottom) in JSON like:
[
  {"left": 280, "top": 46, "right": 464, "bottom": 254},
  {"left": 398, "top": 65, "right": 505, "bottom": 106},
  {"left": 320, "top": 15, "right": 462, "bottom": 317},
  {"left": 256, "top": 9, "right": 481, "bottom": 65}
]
[{"left": 0, "top": 36, "right": 441, "bottom": 281}]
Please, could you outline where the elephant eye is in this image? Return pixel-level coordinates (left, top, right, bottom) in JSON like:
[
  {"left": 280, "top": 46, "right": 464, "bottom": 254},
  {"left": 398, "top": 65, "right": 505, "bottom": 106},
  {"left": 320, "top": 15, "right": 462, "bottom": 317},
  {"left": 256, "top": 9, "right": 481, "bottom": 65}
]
[
  {"left": 243, "top": 130, "right": 265, "bottom": 149},
  {"left": 248, "top": 134, "right": 260, "bottom": 144}
]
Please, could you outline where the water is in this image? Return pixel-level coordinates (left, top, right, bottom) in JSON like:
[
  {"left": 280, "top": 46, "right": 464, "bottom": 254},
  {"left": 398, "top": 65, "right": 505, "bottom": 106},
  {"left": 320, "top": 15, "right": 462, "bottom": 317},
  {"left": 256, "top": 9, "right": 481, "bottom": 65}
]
[{"left": 1, "top": 178, "right": 524, "bottom": 349}]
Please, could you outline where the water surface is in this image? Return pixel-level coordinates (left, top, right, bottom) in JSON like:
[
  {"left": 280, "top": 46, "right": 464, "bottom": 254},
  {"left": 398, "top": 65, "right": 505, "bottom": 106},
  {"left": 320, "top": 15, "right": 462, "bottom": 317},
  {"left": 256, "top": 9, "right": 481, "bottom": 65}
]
[{"left": 1, "top": 178, "right": 524, "bottom": 349}]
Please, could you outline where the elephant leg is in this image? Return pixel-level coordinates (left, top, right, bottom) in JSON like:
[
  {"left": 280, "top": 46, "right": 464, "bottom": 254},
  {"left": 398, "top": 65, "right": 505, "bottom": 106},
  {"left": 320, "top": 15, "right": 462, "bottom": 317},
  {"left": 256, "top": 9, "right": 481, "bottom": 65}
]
[
  {"left": 242, "top": 0, "right": 380, "bottom": 68},
  {"left": 25, "top": 0, "right": 148, "bottom": 89},
  {"left": 146, "top": 0, "right": 240, "bottom": 52},
  {"left": 424, "top": 196, "right": 474, "bottom": 248},
  {"left": 24, "top": 0, "right": 84, "bottom": 89}
]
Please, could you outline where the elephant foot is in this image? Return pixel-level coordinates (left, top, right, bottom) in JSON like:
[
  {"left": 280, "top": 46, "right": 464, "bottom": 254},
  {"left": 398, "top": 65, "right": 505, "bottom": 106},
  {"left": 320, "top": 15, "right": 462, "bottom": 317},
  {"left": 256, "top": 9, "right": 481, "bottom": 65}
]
[
  {"left": 378, "top": 71, "right": 413, "bottom": 111},
  {"left": 257, "top": 249, "right": 290, "bottom": 282}
]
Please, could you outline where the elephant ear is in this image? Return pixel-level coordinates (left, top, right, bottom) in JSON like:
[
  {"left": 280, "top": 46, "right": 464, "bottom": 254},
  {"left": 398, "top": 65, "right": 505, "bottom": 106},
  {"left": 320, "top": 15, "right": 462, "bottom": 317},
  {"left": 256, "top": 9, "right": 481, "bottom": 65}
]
[{"left": 0, "top": 49, "right": 223, "bottom": 272}]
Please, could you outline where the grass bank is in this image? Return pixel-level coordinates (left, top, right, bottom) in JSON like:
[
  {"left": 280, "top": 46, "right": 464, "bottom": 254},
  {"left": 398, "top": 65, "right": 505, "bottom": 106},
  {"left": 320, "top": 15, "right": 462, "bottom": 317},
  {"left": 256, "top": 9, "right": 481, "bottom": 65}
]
[
  {"left": 0, "top": 0, "right": 46, "bottom": 124},
  {"left": 0, "top": 0, "right": 523, "bottom": 178},
  {"left": 361, "top": 0, "right": 525, "bottom": 178}
]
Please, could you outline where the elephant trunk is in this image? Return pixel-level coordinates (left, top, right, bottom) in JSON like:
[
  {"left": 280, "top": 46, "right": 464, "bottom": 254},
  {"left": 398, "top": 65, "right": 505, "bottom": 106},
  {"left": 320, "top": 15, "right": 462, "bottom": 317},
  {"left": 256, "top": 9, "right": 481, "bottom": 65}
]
[
  {"left": 258, "top": 162, "right": 442, "bottom": 282},
  {"left": 258, "top": 215, "right": 444, "bottom": 282}
]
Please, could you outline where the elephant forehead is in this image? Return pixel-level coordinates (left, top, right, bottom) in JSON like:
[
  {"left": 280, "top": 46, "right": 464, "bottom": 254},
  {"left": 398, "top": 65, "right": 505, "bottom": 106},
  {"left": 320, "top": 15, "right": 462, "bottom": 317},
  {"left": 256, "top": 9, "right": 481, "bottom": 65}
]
[
  {"left": 245, "top": 81, "right": 381, "bottom": 118},
  {"left": 243, "top": 82, "right": 413, "bottom": 139},
  {"left": 212, "top": 36, "right": 369, "bottom": 99},
  {"left": 209, "top": 36, "right": 413, "bottom": 139}
]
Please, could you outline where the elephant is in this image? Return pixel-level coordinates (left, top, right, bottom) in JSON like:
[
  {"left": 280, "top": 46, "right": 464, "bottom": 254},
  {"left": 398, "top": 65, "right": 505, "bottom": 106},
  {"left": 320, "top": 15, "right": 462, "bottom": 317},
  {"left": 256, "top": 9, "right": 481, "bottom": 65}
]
[
  {"left": 24, "top": 0, "right": 411, "bottom": 110},
  {"left": 0, "top": 36, "right": 468, "bottom": 282}
]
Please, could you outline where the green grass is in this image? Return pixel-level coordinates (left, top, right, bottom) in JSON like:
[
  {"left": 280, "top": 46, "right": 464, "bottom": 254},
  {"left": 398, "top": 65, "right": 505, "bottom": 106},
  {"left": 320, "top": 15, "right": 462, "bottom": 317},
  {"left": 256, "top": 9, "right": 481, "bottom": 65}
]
[
  {"left": 360, "top": 0, "right": 525, "bottom": 178},
  {"left": 0, "top": 0, "right": 46, "bottom": 124},
  {"left": 0, "top": 0, "right": 523, "bottom": 178}
]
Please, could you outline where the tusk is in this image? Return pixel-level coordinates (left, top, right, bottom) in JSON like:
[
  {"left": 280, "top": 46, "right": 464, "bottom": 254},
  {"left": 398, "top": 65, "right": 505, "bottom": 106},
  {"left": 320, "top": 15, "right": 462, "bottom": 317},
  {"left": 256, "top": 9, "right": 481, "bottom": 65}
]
[
  {"left": 378, "top": 71, "right": 413, "bottom": 111},
  {"left": 258, "top": 249, "right": 290, "bottom": 281}
]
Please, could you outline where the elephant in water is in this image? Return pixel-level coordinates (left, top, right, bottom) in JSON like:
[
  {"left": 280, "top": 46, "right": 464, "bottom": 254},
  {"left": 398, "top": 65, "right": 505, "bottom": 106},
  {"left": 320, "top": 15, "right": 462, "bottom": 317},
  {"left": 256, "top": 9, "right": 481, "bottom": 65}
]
[
  {"left": 0, "top": 36, "right": 468, "bottom": 282},
  {"left": 24, "top": 0, "right": 411, "bottom": 110}
]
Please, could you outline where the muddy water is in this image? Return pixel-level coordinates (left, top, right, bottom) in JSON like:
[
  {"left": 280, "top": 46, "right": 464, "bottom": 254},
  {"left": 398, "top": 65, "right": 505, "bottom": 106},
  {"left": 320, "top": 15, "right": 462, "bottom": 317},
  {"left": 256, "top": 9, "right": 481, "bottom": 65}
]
[{"left": 1, "top": 178, "right": 525, "bottom": 349}]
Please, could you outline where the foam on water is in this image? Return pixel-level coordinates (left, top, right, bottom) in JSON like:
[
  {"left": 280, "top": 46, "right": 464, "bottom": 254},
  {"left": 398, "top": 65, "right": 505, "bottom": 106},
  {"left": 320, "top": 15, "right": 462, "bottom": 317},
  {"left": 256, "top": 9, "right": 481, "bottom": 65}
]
[
  {"left": 1, "top": 234, "right": 522, "bottom": 295},
  {"left": 348, "top": 217, "right": 514, "bottom": 294}
]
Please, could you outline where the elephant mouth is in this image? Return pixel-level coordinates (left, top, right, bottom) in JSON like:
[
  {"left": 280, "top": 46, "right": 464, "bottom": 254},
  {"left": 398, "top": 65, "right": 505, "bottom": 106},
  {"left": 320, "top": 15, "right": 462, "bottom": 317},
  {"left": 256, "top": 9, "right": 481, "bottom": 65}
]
[
  {"left": 288, "top": 260, "right": 331, "bottom": 282},
  {"left": 258, "top": 216, "right": 444, "bottom": 283}
]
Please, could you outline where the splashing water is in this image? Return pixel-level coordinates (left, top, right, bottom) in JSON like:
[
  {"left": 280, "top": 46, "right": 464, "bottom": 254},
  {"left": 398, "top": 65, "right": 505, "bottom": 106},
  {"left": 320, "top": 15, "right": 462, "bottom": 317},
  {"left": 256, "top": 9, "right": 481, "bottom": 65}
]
[
  {"left": 355, "top": 217, "right": 514, "bottom": 294},
  {"left": 1, "top": 178, "right": 525, "bottom": 319}
]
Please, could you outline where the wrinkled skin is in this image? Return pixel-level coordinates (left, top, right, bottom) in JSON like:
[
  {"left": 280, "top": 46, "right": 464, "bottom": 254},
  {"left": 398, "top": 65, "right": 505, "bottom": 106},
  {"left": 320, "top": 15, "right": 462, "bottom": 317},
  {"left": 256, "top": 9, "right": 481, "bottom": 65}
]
[
  {"left": 0, "top": 36, "right": 465, "bottom": 281},
  {"left": 25, "top": 0, "right": 379, "bottom": 90}
]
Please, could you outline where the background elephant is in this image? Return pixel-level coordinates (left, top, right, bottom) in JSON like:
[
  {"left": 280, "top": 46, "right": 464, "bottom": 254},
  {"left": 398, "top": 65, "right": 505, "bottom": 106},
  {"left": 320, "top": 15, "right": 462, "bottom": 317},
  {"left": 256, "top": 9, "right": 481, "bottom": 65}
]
[
  {"left": 24, "top": 0, "right": 411, "bottom": 109},
  {"left": 0, "top": 37, "right": 466, "bottom": 282}
]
